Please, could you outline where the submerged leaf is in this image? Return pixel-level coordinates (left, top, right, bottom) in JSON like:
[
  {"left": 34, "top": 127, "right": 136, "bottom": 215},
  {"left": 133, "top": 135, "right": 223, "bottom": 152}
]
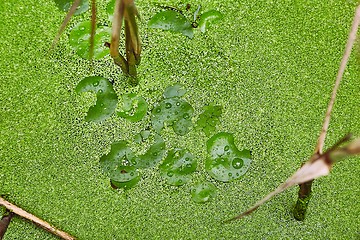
[
  {"left": 100, "top": 141, "right": 139, "bottom": 184},
  {"left": 148, "top": 10, "right": 194, "bottom": 38},
  {"left": 117, "top": 93, "right": 148, "bottom": 122},
  {"left": 198, "top": 10, "right": 223, "bottom": 33},
  {"left": 191, "top": 182, "right": 217, "bottom": 203},
  {"left": 69, "top": 21, "right": 111, "bottom": 60},
  {"left": 75, "top": 76, "right": 118, "bottom": 122},
  {"left": 54, "top": 0, "right": 89, "bottom": 15},
  {"left": 205, "top": 132, "right": 251, "bottom": 182},
  {"left": 159, "top": 148, "right": 197, "bottom": 186}
]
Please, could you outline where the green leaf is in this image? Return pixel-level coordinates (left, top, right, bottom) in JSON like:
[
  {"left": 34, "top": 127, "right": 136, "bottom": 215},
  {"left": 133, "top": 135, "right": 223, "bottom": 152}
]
[
  {"left": 148, "top": 10, "right": 194, "bottom": 38},
  {"left": 75, "top": 76, "right": 118, "bottom": 122},
  {"left": 198, "top": 10, "right": 223, "bottom": 33},
  {"left": 110, "top": 176, "right": 140, "bottom": 190},
  {"left": 191, "top": 182, "right": 217, "bottom": 203},
  {"left": 196, "top": 105, "right": 222, "bottom": 137},
  {"left": 205, "top": 132, "right": 251, "bottom": 182},
  {"left": 54, "top": 0, "right": 89, "bottom": 15},
  {"left": 133, "top": 134, "right": 166, "bottom": 169},
  {"left": 151, "top": 98, "right": 193, "bottom": 136},
  {"left": 163, "top": 84, "right": 187, "bottom": 98},
  {"left": 69, "top": 21, "right": 111, "bottom": 60},
  {"left": 99, "top": 141, "right": 139, "bottom": 183},
  {"left": 159, "top": 148, "right": 197, "bottom": 186},
  {"left": 117, "top": 93, "right": 148, "bottom": 122}
]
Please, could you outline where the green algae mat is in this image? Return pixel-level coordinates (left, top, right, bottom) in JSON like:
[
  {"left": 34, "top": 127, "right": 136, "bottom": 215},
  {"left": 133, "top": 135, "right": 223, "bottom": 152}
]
[{"left": 1, "top": 0, "right": 360, "bottom": 239}]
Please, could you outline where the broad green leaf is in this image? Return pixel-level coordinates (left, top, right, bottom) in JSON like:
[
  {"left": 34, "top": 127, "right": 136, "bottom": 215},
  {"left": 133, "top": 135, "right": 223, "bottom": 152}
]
[
  {"left": 69, "top": 21, "right": 111, "bottom": 60},
  {"left": 133, "top": 134, "right": 166, "bottom": 169},
  {"left": 191, "top": 182, "right": 217, "bottom": 203},
  {"left": 159, "top": 148, "right": 197, "bottom": 186},
  {"left": 151, "top": 97, "right": 193, "bottom": 136},
  {"left": 99, "top": 141, "right": 139, "bottom": 183},
  {"left": 198, "top": 10, "right": 223, "bottom": 33},
  {"left": 110, "top": 176, "right": 140, "bottom": 190},
  {"left": 163, "top": 84, "right": 186, "bottom": 98},
  {"left": 196, "top": 105, "right": 222, "bottom": 137},
  {"left": 117, "top": 93, "right": 148, "bottom": 122},
  {"left": 148, "top": 10, "right": 194, "bottom": 38},
  {"left": 54, "top": 0, "right": 89, "bottom": 15},
  {"left": 75, "top": 76, "right": 118, "bottom": 122},
  {"left": 205, "top": 132, "right": 251, "bottom": 182}
]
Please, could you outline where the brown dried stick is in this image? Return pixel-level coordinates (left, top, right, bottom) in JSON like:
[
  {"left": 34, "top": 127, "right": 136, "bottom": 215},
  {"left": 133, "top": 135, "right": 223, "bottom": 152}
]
[
  {"left": 0, "top": 197, "right": 76, "bottom": 240},
  {"left": 227, "top": 5, "right": 360, "bottom": 222},
  {"left": 314, "top": 5, "right": 360, "bottom": 155},
  {"left": 50, "top": 0, "right": 81, "bottom": 51}
]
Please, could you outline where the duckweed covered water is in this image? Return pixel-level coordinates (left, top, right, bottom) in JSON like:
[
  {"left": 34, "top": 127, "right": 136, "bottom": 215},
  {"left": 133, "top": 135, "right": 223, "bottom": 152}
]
[{"left": 1, "top": 0, "right": 360, "bottom": 239}]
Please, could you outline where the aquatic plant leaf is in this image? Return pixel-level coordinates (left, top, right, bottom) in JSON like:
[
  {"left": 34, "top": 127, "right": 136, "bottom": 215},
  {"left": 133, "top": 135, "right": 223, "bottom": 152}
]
[
  {"left": 196, "top": 105, "right": 222, "bottom": 137},
  {"left": 159, "top": 148, "right": 197, "bottom": 186},
  {"left": 163, "top": 84, "right": 186, "bottom": 98},
  {"left": 75, "top": 76, "right": 118, "bottom": 122},
  {"left": 191, "top": 182, "right": 217, "bottom": 203},
  {"left": 148, "top": 10, "right": 194, "bottom": 38},
  {"left": 134, "top": 134, "right": 166, "bottom": 169},
  {"left": 151, "top": 97, "right": 193, "bottom": 135},
  {"left": 198, "top": 10, "right": 223, "bottom": 33},
  {"left": 133, "top": 130, "right": 151, "bottom": 143},
  {"left": 54, "top": 0, "right": 89, "bottom": 15},
  {"left": 205, "top": 132, "right": 251, "bottom": 182},
  {"left": 69, "top": 21, "right": 111, "bottom": 60},
  {"left": 99, "top": 141, "right": 139, "bottom": 183},
  {"left": 117, "top": 93, "right": 148, "bottom": 122},
  {"left": 110, "top": 175, "right": 140, "bottom": 190}
]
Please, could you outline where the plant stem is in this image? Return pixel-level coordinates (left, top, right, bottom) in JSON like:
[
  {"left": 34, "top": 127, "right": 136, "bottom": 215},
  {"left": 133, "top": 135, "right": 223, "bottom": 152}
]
[
  {"left": 293, "top": 5, "right": 360, "bottom": 221},
  {"left": 0, "top": 211, "right": 14, "bottom": 240},
  {"left": 0, "top": 197, "right": 76, "bottom": 240}
]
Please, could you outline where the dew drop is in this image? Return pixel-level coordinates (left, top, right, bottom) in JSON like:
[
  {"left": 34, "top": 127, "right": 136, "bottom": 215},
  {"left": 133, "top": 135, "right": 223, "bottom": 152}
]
[
  {"left": 224, "top": 145, "right": 230, "bottom": 151},
  {"left": 176, "top": 102, "right": 180, "bottom": 106},
  {"left": 167, "top": 171, "right": 174, "bottom": 177},
  {"left": 155, "top": 108, "right": 161, "bottom": 113},
  {"left": 183, "top": 113, "right": 190, "bottom": 119},
  {"left": 93, "top": 81, "right": 99, "bottom": 87},
  {"left": 98, "top": 89, "right": 103, "bottom": 94},
  {"left": 232, "top": 158, "right": 244, "bottom": 169},
  {"left": 165, "top": 102, "right": 172, "bottom": 109}
]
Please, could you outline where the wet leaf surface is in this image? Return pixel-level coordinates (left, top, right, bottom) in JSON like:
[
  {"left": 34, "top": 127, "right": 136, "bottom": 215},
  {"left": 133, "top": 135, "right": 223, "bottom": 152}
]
[
  {"left": 151, "top": 85, "right": 194, "bottom": 135},
  {"left": 198, "top": 10, "right": 223, "bottom": 33},
  {"left": 117, "top": 93, "right": 148, "bottom": 122},
  {"left": 159, "top": 148, "right": 197, "bottom": 186},
  {"left": 205, "top": 132, "right": 251, "bottom": 182},
  {"left": 148, "top": 10, "right": 194, "bottom": 38},
  {"left": 76, "top": 76, "right": 118, "bottom": 122},
  {"left": 191, "top": 182, "right": 217, "bottom": 203}
]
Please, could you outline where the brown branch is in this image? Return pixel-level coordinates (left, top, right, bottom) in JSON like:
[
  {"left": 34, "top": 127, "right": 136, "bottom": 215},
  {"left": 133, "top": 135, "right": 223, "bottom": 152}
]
[
  {"left": 49, "top": 0, "right": 81, "bottom": 52},
  {"left": 314, "top": 5, "right": 360, "bottom": 155},
  {"left": 0, "top": 197, "right": 76, "bottom": 240},
  {"left": 294, "top": 5, "right": 360, "bottom": 221},
  {"left": 0, "top": 211, "right": 14, "bottom": 239},
  {"left": 89, "top": 0, "right": 97, "bottom": 61}
]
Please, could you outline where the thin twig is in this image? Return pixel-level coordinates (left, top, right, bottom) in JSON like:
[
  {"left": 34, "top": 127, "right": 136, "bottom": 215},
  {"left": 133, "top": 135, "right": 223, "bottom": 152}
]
[
  {"left": 89, "top": 0, "right": 97, "bottom": 62},
  {"left": 0, "top": 197, "right": 76, "bottom": 240},
  {"left": 227, "top": 5, "right": 360, "bottom": 222},
  {"left": 49, "top": 0, "right": 81, "bottom": 52},
  {"left": 314, "top": 5, "right": 360, "bottom": 155}
]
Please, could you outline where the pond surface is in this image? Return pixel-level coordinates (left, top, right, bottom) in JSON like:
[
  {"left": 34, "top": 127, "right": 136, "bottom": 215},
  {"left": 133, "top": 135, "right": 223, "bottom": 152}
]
[{"left": 0, "top": 0, "right": 359, "bottom": 239}]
